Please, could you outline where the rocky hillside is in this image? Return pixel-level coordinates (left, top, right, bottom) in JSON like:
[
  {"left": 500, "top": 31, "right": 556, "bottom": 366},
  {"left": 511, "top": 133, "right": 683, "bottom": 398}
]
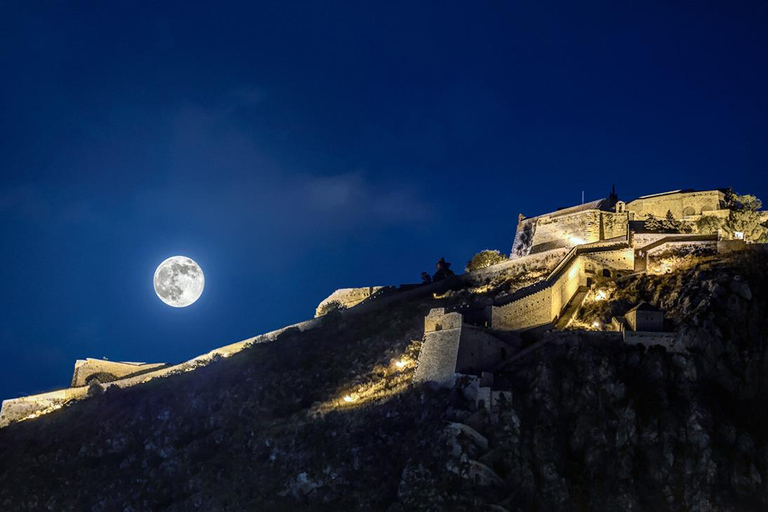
[{"left": 1, "top": 252, "right": 768, "bottom": 511}]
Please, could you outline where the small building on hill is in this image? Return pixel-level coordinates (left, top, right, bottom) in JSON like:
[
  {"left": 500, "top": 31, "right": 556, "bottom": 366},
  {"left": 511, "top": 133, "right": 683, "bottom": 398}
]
[
  {"left": 611, "top": 302, "right": 677, "bottom": 351},
  {"left": 625, "top": 302, "right": 664, "bottom": 332}
]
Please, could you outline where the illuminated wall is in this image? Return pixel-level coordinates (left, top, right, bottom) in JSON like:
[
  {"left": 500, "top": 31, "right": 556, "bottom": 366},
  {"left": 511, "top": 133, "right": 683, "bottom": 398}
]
[
  {"left": 315, "top": 286, "right": 385, "bottom": 317},
  {"left": 492, "top": 247, "right": 634, "bottom": 331},
  {"left": 512, "top": 210, "right": 628, "bottom": 257},
  {"left": 0, "top": 316, "right": 323, "bottom": 428},
  {"left": 626, "top": 190, "right": 725, "bottom": 219},
  {"left": 423, "top": 307, "right": 462, "bottom": 332},
  {"left": 414, "top": 309, "right": 463, "bottom": 388},
  {"left": 491, "top": 255, "right": 586, "bottom": 331},
  {"left": 0, "top": 387, "right": 88, "bottom": 428},
  {"left": 415, "top": 309, "right": 513, "bottom": 384},
  {"left": 70, "top": 359, "right": 166, "bottom": 387},
  {"left": 581, "top": 248, "right": 635, "bottom": 275},
  {"left": 511, "top": 189, "right": 728, "bottom": 259}
]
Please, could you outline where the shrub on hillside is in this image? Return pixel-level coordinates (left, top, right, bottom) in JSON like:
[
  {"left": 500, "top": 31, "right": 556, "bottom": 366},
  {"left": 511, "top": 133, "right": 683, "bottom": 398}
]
[
  {"left": 465, "top": 249, "right": 508, "bottom": 272},
  {"left": 724, "top": 192, "right": 768, "bottom": 242},
  {"left": 696, "top": 215, "right": 724, "bottom": 235},
  {"left": 643, "top": 210, "right": 693, "bottom": 233}
]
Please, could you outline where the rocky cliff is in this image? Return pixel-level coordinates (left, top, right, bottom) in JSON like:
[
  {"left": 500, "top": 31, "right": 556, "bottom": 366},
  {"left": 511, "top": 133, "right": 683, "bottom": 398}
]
[{"left": 1, "top": 252, "right": 767, "bottom": 511}]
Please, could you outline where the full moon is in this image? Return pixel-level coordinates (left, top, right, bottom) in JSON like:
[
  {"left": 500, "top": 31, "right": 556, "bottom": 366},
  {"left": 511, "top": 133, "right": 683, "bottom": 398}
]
[{"left": 153, "top": 256, "right": 205, "bottom": 308}]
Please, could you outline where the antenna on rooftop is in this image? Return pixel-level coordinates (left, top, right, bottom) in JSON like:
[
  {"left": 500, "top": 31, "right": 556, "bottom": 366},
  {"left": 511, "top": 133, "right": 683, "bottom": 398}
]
[{"left": 581, "top": 190, "right": 584, "bottom": 204}]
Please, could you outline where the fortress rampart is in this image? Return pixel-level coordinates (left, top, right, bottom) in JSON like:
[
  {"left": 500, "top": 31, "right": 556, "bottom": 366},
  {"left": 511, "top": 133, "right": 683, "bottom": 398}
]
[
  {"left": 414, "top": 309, "right": 513, "bottom": 387},
  {"left": 493, "top": 236, "right": 633, "bottom": 331},
  {"left": 512, "top": 210, "right": 628, "bottom": 257},
  {"left": 4, "top": 186, "right": 761, "bottom": 428},
  {"left": 71, "top": 359, "right": 167, "bottom": 387},
  {"left": 0, "top": 387, "right": 89, "bottom": 428},
  {"left": 511, "top": 188, "right": 731, "bottom": 259},
  {"left": 625, "top": 189, "right": 725, "bottom": 219},
  {"left": 0, "top": 317, "right": 323, "bottom": 427},
  {"left": 414, "top": 309, "right": 463, "bottom": 387},
  {"left": 315, "top": 286, "right": 385, "bottom": 317}
]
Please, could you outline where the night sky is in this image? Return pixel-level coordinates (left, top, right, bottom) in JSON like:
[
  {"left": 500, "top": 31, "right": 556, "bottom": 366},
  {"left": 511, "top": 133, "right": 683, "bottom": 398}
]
[{"left": 1, "top": 2, "right": 767, "bottom": 399}]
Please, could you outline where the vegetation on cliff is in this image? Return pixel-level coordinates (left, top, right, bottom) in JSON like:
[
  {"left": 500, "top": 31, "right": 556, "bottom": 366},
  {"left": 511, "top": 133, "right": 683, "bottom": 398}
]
[{"left": 465, "top": 250, "right": 508, "bottom": 272}]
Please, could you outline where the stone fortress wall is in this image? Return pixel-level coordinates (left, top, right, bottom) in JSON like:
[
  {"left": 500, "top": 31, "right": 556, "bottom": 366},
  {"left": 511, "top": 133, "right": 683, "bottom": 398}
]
[
  {"left": 413, "top": 309, "right": 463, "bottom": 388},
  {"left": 623, "top": 331, "right": 678, "bottom": 350},
  {"left": 512, "top": 209, "right": 628, "bottom": 257},
  {"left": 511, "top": 188, "right": 730, "bottom": 258},
  {"left": 414, "top": 309, "right": 513, "bottom": 388},
  {"left": 582, "top": 247, "right": 635, "bottom": 274},
  {"left": 315, "top": 286, "right": 385, "bottom": 317},
  {"left": 456, "top": 326, "right": 512, "bottom": 374},
  {"left": 0, "top": 317, "right": 323, "bottom": 427},
  {"left": 0, "top": 387, "right": 89, "bottom": 428},
  {"left": 70, "top": 359, "right": 167, "bottom": 387},
  {"left": 626, "top": 189, "right": 726, "bottom": 219},
  {"left": 492, "top": 236, "right": 635, "bottom": 331},
  {"left": 4, "top": 187, "right": 759, "bottom": 428}
]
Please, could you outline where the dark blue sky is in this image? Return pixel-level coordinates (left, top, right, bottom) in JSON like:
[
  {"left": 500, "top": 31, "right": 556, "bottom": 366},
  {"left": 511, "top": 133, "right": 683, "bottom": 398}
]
[{"left": 1, "top": 1, "right": 767, "bottom": 399}]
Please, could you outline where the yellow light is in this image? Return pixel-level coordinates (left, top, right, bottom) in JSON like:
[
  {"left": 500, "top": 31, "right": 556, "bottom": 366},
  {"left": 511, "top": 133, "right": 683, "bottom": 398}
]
[
  {"left": 343, "top": 394, "right": 357, "bottom": 403},
  {"left": 592, "top": 321, "right": 601, "bottom": 329},
  {"left": 595, "top": 290, "right": 607, "bottom": 301},
  {"left": 395, "top": 360, "right": 406, "bottom": 369},
  {"left": 569, "top": 236, "right": 586, "bottom": 246}
]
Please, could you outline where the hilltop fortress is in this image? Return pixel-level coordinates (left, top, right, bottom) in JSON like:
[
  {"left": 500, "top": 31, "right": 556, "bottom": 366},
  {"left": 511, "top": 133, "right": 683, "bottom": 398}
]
[
  {"left": 511, "top": 187, "right": 729, "bottom": 257},
  {"left": 2, "top": 187, "right": 766, "bottom": 427}
]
